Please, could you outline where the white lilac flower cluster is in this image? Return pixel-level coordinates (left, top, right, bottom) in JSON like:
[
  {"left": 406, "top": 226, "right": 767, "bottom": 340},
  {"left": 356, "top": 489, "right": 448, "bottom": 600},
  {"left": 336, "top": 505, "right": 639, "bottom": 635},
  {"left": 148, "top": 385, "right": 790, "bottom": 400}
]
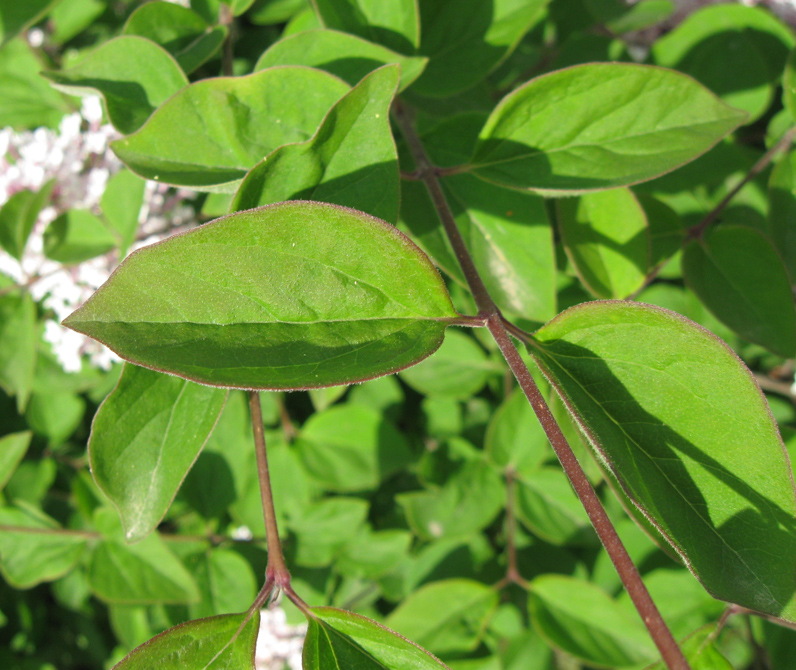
[
  {"left": 0, "top": 95, "right": 196, "bottom": 372},
  {"left": 255, "top": 606, "right": 309, "bottom": 670}
]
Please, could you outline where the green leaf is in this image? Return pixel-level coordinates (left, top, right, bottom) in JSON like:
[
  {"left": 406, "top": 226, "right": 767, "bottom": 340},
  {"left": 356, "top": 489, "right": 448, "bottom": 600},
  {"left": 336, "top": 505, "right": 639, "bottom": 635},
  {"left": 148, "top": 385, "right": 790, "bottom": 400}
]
[
  {"left": 529, "top": 575, "right": 657, "bottom": 667},
  {"left": 187, "top": 548, "right": 257, "bottom": 619},
  {"left": 485, "top": 388, "right": 551, "bottom": 474},
  {"left": 312, "top": 0, "right": 419, "bottom": 53},
  {"left": 0, "top": 180, "right": 54, "bottom": 260},
  {"left": 296, "top": 403, "right": 411, "bottom": 492},
  {"left": 385, "top": 579, "right": 499, "bottom": 654},
  {"left": 112, "top": 611, "right": 259, "bottom": 670},
  {"left": 43, "top": 209, "right": 118, "bottom": 264},
  {"left": 767, "top": 149, "right": 796, "bottom": 282},
  {"left": 784, "top": 50, "right": 796, "bottom": 121},
  {"left": 528, "top": 301, "right": 796, "bottom": 622},
  {"left": 515, "top": 468, "right": 594, "bottom": 546},
  {"left": 89, "top": 508, "right": 200, "bottom": 604},
  {"left": 254, "top": 28, "right": 427, "bottom": 91},
  {"left": 411, "top": 0, "right": 548, "bottom": 98},
  {"left": 0, "top": 431, "right": 31, "bottom": 490},
  {"left": 101, "top": 169, "right": 146, "bottom": 256},
  {"left": 47, "top": 0, "right": 105, "bottom": 44},
  {"left": 0, "top": 38, "right": 71, "bottom": 130},
  {"left": 337, "top": 527, "right": 412, "bottom": 579},
  {"left": 0, "top": 292, "right": 37, "bottom": 411},
  {"left": 89, "top": 364, "right": 227, "bottom": 542},
  {"left": 308, "top": 384, "right": 348, "bottom": 411},
  {"left": 652, "top": 4, "right": 794, "bottom": 123},
  {"left": 248, "top": 0, "right": 308, "bottom": 25},
  {"left": 470, "top": 63, "right": 747, "bottom": 194},
  {"left": 305, "top": 607, "right": 451, "bottom": 670},
  {"left": 0, "top": 504, "right": 87, "bottom": 588},
  {"left": 122, "top": 1, "right": 227, "bottom": 74},
  {"left": 645, "top": 624, "right": 732, "bottom": 670},
  {"left": 288, "top": 497, "right": 369, "bottom": 567},
  {"left": 399, "top": 330, "right": 496, "bottom": 399},
  {"left": 0, "top": 0, "right": 58, "bottom": 45},
  {"left": 682, "top": 224, "right": 796, "bottom": 357},
  {"left": 586, "top": 0, "right": 674, "bottom": 34},
  {"left": 398, "top": 458, "right": 505, "bottom": 540},
  {"left": 557, "top": 187, "right": 649, "bottom": 299},
  {"left": 110, "top": 66, "right": 349, "bottom": 192},
  {"left": 25, "top": 391, "right": 85, "bottom": 445},
  {"left": 231, "top": 64, "right": 400, "bottom": 223},
  {"left": 64, "top": 202, "right": 459, "bottom": 390},
  {"left": 42, "top": 36, "right": 188, "bottom": 135}
]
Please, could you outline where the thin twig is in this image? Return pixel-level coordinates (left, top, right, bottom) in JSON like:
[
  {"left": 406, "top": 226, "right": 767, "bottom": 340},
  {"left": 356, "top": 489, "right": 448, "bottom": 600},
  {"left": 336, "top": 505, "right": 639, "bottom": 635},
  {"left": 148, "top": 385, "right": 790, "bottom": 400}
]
[{"left": 393, "top": 97, "right": 691, "bottom": 670}]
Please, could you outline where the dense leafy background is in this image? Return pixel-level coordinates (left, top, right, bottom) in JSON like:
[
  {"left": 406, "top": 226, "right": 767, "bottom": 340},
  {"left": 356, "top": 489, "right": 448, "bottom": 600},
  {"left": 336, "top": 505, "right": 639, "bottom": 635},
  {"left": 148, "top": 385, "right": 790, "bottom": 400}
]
[{"left": 3, "top": 1, "right": 796, "bottom": 669}]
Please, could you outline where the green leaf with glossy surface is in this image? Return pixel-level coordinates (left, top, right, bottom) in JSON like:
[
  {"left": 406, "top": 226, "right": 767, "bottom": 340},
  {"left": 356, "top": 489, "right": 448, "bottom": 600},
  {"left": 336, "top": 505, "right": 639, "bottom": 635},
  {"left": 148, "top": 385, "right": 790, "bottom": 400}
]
[
  {"left": 110, "top": 67, "right": 349, "bottom": 192},
  {"left": 43, "top": 209, "right": 118, "bottom": 263},
  {"left": 529, "top": 575, "right": 657, "bottom": 667},
  {"left": 232, "top": 65, "right": 400, "bottom": 223},
  {"left": 296, "top": 403, "right": 411, "bottom": 492},
  {"left": 122, "top": 1, "right": 226, "bottom": 74},
  {"left": 0, "top": 505, "right": 87, "bottom": 588},
  {"left": 64, "top": 202, "right": 458, "bottom": 390},
  {"left": 557, "top": 187, "right": 649, "bottom": 299},
  {"left": 411, "top": 0, "right": 548, "bottom": 98},
  {"left": 0, "top": 292, "right": 37, "bottom": 411},
  {"left": 112, "top": 611, "right": 259, "bottom": 670},
  {"left": 89, "top": 364, "right": 227, "bottom": 542},
  {"left": 683, "top": 224, "right": 796, "bottom": 357},
  {"left": 0, "top": 180, "right": 54, "bottom": 260},
  {"left": 0, "top": 431, "right": 31, "bottom": 490},
  {"left": 42, "top": 36, "right": 188, "bottom": 135},
  {"left": 312, "top": 0, "right": 419, "bottom": 52},
  {"left": 385, "top": 579, "right": 498, "bottom": 654},
  {"left": 470, "top": 63, "right": 747, "bottom": 194},
  {"left": 89, "top": 508, "right": 200, "bottom": 604},
  {"left": 254, "top": 28, "right": 427, "bottom": 91},
  {"left": 529, "top": 301, "right": 796, "bottom": 622},
  {"left": 305, "top": 607, "right": 451, "bottom": 670}
]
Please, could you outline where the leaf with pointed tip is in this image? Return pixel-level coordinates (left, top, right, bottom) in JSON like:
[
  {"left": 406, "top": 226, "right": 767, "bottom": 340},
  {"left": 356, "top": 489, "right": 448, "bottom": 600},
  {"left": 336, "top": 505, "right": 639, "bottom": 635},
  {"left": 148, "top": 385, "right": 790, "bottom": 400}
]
[
  {"left": 305, "top": 607, "right": 451, "bottom": 670},
  {"left": 557, "top": 187, "right": 649, "bottom": 299},
  {"left": 89, "top": 364, "right": 227, "bottom": 543},
  {"left": 113, "top": 611, "right": 259, "bottom": 670},
  {"left": 122, "top": 1, "right": 227, "bottom": 74},
  {"left": 42, "top": 36, "right": 189, "bottom": 135},
  {"left": 529, "top": 575, "right": 658, "bottom": 667},
  {"left": 0, "top": 431, "right": 31, "bottom": 490},
  {"left": 232, "top": 65, "right": 400, "bottom": 223},
  {"left": 110, "top": 67, "right": 350, "bottom": 192},
  {"left": 312, "top": 0, "right": 419, "bottom": 53},
  {"left": 470, "top": 63, "right": 747, "bottom": 194},
  {"left": 89, "top": 508, "right": 200, "bottom": 604},
  {"left": 528, "top": 301, "right": 796, "bottom": 622},
  {"left": 683, "top": 224, "right": 796, "bottom": 357},
  {"left": 64, "top": 202, "right": 458, "bottom": 390},
  {"left": 0, "top": 505, "right": 87, "bottom": 588},
  {"left": 255, "top": 29, "right": 427, "bottom": 91},
  {"left": 43, "top": 209, "right": 118, "bottom": 263}
]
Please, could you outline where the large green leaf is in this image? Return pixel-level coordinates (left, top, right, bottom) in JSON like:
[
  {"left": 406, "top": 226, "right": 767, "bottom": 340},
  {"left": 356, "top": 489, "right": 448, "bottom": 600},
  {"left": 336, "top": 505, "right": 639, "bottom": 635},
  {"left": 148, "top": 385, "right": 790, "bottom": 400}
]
[
  {"left": 469, "top": 63, "right": 747, "bottom": 194},
  {"left": 112, "top": 611, "right": 259, "bottom": 670},
  {"left": 0, "top": 504, "right": 87, "bottom": 588},
  {"left": 0, "top": 38, "right": 71, "bottom": 130},
  {"left": 42, "top": 36, "right": 188, "bottom": 135},
  {"left": 232, "top": 65, "right": 400, "bottom": 223},
  {"left": 110, "top": 67, "right": 349, "bottom": 192},
  {"left": 64, "top": 202, "right": 459, "bottom": 390},
  {"left": 89, "top": 364, "right": 227, "bottom": 542},
  {"left": 254, "top": 28, "right": 427, "bottom": 91},
  {"left": 311, "top": 0, "right": 419, "bottom": 52},
  {"left": 305, "top": 607, "right": 451, "bottom": 670},
  {"left": 411, "top": 0, "right": 547, "bottom": 98},
  {"left": 528, "top": 301, "right": 796, "bottom": 622},
  {"left": 296, "top": 403, "right": 411, "bottom": 492},
  {"left": 122, "top": 1, "right": 227, "bottom": 75},
  {"left": 0, "top": 292, "right": 37, "bottom": 411},
  {"left": 88, "top": 508, "right": 200, "bottom": 604},
  {"left": 529, "top": 575, "right": 658, "bottom": 667},
  {"left": 682, "top": 224, "right": 796, "bottom": 357},
  {"left": 557, "top": 187, "right": 649, "bottom": 299},
  {"left": 385, "top": 579, "right": 498, "bottom": 654}
]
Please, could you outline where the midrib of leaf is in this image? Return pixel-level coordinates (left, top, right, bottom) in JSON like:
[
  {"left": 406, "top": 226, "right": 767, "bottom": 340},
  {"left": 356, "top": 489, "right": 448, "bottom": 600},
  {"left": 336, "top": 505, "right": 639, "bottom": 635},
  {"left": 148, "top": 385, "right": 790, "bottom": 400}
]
[
  {"left": 534, "top": 345, "right": 781, "bottom": 606},
  {"left": 323, "top": 622, "right": 391, "bottom": 669}
]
